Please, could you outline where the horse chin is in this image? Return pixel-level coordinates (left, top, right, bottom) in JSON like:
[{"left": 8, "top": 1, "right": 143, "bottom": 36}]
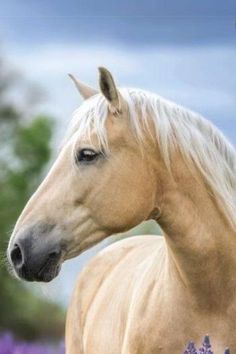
[{"left": 35, "top": 263, "right": 62, "bottom": 283}]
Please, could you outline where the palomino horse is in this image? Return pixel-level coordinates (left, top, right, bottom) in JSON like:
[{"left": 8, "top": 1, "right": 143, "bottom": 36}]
[{"left": 8, "top": 68, "right": 236, "bottom": 354}]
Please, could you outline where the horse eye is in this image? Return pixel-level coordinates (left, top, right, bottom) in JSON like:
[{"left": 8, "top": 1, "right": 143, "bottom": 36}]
[{"left": 76, "top": 148, "right": 100, "bottom": 164}]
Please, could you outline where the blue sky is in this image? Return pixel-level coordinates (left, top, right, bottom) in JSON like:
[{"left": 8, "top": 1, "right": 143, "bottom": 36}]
[
  {"left": 2, "top": 2, "right": 236, "bottom": 49},
  {"left": 1, "top": 1, "right": 236, "bottom": 304}
]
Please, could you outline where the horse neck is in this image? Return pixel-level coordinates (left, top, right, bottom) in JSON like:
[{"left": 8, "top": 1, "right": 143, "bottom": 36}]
[{"left": 152, "top": 150, "right": 236, "bottom": 309}]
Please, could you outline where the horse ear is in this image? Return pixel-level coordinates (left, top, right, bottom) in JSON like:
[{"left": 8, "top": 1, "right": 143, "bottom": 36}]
[
  {"left": 68, "top": 74, "right": 98, "bottom": 99},
  {"left": 98, "top": 67, "right": 123, "bottom": 114}
]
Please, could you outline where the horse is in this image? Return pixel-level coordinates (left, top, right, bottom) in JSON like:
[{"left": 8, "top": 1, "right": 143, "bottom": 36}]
[{"left": 7, "top": 67, "right": 236, "bottom": 354}]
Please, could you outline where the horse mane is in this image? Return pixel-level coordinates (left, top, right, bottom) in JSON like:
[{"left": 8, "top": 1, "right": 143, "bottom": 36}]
[{"left": 66, "top": 88, "right": 236, "bottom": 229}]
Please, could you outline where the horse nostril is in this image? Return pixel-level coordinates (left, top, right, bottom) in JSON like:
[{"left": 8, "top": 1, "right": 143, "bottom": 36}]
[{"left": 10, "top": 243, "right": 23, "bottom": 267}]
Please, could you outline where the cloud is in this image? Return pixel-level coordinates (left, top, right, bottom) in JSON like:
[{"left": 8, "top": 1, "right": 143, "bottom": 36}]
[{"left": 6, "top": 42, "right": 236, "bottom": 122}]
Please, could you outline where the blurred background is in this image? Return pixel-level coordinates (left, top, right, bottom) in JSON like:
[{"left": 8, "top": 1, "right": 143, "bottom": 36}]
[{"left": 0, "top": 1, "right": 235, "bottom": 353}]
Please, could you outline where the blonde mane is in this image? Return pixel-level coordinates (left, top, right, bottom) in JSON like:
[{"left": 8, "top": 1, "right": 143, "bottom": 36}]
[{"left": 66, "top": 88, "right": 236, "bottom": 229}]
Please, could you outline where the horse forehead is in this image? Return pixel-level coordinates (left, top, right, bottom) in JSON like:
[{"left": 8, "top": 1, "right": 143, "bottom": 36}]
[{"left": 105, "top": 115, "right": 131, "bottom": 144}]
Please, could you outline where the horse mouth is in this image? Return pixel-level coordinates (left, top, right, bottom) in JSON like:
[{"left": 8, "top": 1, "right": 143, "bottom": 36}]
[{"left": 15, "top": 259, "right": 62, "bottom": 283}]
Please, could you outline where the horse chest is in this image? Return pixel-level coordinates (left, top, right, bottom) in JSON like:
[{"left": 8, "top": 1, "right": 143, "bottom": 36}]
[{"left": 83, "top": 293, "right": 236, "bottom": 354}]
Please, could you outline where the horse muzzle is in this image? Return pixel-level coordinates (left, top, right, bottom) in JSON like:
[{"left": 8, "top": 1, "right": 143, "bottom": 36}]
[{"left": 7, "top": 223, "right": 64, "bottom": 282}]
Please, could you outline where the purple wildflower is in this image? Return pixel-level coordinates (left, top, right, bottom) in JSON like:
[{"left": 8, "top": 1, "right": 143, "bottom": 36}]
[
  {"left": 199, "top": 335, "right": 213, "bottom": 354},
  {"left": 184, "top": 341, "right": 198, "bottom": 354},
  {"left": 183, "top": 335, "right": 231, "bottom": 354},
  {"left": 0, "top": 332, "right": 65, "bottom": 354}
]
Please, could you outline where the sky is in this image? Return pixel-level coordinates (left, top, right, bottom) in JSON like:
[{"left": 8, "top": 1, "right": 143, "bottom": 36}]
[{"left": 1, "top": 0, "right": 236, "bottom": 304}]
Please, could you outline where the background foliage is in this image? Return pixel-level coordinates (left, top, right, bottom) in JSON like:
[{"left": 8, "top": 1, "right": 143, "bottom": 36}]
[{"left": 0, "top": 56, "right": 65, "bottom": 340}]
